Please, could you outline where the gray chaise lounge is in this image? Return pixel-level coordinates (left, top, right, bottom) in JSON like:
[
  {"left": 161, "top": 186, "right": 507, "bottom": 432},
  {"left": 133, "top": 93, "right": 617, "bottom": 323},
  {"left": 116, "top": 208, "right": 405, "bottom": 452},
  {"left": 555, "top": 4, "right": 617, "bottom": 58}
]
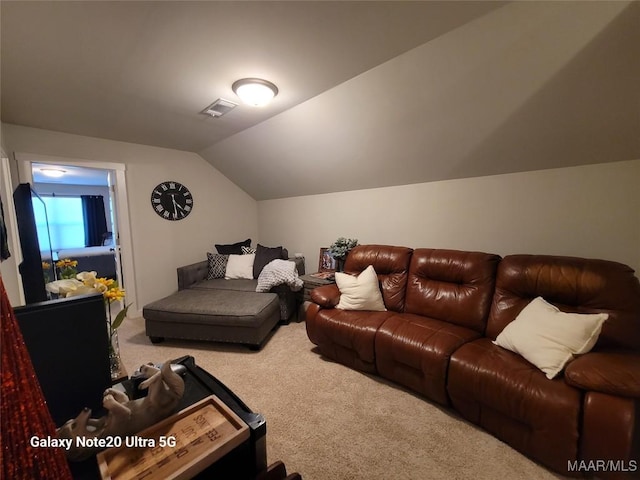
[{"left": 143, "top": 257, "right": 305, "bottom": 349}]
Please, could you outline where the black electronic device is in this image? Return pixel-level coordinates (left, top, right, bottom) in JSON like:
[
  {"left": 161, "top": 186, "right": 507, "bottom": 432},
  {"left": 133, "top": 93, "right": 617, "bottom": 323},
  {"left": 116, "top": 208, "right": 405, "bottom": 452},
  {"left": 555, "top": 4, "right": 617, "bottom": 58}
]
[
  {"left": 13, "top": 293, "right": 112, "bottom": 426},
  {"left": 13, "top": 183, "right": 55, "bottom": 304}
]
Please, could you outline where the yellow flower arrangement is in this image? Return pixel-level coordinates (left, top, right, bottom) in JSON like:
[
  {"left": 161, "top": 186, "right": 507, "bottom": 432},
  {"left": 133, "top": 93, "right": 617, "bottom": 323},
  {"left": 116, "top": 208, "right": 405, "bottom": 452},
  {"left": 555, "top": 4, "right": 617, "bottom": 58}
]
[
  {"left": 56, "top": 258, "right": 79, "bottom": 279},
  {"left": 50, "top": 271, "right": 130, "bottom": 341},
  {"left": 42, "top": 261, "right": 52, "bottom": 282},
  {"left": 75, "top": 272, "right": 129, "bottom": 326},
  {"left": 74, "top": 271, "right": 131, "bottom": 379},
  {"left": 45, "top": 270, "right": 130, "bottom": 380},
  {"left": 56, "top": 258, "right": 78, "bottom": 268}
]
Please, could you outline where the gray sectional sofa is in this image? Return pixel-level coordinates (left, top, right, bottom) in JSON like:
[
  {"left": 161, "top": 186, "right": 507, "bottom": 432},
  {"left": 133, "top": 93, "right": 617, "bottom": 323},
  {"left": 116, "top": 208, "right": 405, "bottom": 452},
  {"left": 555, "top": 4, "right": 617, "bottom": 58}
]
[{"left": 143, "top": 256, "right": 305, "bottom": 350}]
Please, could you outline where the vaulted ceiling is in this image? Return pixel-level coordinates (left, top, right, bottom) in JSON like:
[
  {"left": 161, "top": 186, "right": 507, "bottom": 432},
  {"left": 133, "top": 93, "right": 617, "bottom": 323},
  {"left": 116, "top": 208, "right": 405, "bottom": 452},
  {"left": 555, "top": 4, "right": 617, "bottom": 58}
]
[{"left": 2, "top": 1, "right": 638, "bottom": 200}]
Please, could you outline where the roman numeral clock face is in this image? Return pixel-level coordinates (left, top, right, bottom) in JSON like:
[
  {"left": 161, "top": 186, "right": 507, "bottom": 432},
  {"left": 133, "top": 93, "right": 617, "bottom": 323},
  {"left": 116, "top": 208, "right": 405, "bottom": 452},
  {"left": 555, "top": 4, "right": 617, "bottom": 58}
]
[{"left": 151, "top": 181, "right": 193, "bottom": 221}]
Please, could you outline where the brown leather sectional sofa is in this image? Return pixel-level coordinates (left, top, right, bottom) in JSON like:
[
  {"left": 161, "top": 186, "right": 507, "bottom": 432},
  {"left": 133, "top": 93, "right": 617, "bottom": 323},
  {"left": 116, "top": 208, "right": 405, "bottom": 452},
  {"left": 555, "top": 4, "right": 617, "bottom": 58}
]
[{"left": 306, "top": 245, "right": 640, "bottom": 477}]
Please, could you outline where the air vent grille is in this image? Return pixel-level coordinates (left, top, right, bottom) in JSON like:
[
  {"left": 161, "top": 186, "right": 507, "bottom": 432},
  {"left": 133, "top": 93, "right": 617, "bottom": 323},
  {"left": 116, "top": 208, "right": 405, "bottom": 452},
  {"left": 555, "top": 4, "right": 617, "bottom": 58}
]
[{"left": 202, "top": 98, "right": 238, "bottom": 117}]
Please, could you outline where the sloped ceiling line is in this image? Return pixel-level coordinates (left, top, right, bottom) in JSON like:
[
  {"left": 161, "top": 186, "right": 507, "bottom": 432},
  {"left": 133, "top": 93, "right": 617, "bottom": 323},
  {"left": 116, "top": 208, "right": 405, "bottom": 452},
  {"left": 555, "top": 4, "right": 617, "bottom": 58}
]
[
  {"left": 199, "top": 1, "right": 639, "bottom": 200},
  {"left": 2, "top": 1, "right": 638, "bottom": 201}
]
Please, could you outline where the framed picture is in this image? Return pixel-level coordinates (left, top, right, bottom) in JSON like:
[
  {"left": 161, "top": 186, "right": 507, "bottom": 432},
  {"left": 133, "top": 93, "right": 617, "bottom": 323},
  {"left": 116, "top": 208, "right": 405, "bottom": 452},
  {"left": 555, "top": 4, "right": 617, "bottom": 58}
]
[{"left": 318, "top": 247, "right": 336, "bottom": 272}]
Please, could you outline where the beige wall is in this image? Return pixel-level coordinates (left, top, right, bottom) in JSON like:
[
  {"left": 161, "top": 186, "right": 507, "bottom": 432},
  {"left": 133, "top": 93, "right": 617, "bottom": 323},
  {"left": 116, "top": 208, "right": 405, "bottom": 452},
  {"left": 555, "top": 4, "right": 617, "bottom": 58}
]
[
  {"left": 258, "top": 160, "right": 640, "bottom": 275},
  {"left": 1, "top": 123, "right": 258, "bottom": 308},
  {"left": 3, "top": 121, "right": 638, "bottom": 311}
]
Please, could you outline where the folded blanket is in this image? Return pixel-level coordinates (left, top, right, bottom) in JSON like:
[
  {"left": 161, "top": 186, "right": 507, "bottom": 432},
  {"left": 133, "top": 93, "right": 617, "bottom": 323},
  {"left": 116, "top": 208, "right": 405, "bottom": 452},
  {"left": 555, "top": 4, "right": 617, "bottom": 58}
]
[{"left": 256, "top": 259, "right": 303, "bottom": 292}]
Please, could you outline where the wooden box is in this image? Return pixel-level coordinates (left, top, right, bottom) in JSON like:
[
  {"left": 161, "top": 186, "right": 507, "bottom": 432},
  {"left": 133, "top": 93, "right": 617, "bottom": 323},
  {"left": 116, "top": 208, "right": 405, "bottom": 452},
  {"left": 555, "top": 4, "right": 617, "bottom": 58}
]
[{"left": 97, "top": 395, "right": 249, "bottom": 480}]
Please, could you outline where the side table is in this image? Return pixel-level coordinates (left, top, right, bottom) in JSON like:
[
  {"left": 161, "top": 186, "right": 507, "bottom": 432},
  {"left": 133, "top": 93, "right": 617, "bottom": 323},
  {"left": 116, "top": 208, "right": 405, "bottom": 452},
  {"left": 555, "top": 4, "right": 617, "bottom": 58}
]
[
  {"left": 298, "top": 273, "right": 335, "bottom": 321},
  {"left": 300, "top": 273, "right": 335, "bottom": 301}
]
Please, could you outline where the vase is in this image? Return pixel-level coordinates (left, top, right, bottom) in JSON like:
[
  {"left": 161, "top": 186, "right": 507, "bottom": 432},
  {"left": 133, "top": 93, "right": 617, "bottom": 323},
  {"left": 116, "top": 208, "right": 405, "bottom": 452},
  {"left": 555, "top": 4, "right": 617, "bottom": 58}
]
[
  {"left": 336, "top": 259, "right": 345, "bottom": 272},
  {"left": 109, "top": 329, "right": 123, "bottom": 381}
]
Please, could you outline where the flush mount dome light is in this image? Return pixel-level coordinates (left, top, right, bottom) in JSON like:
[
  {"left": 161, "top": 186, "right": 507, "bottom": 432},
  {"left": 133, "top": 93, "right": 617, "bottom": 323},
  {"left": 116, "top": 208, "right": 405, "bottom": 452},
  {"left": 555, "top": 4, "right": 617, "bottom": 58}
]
[
  {"left": 232, "top": 78, "right": 278, "bottom": 107},
  {"left": 40, "top": 168, "right": 66, "bottom": 178}
]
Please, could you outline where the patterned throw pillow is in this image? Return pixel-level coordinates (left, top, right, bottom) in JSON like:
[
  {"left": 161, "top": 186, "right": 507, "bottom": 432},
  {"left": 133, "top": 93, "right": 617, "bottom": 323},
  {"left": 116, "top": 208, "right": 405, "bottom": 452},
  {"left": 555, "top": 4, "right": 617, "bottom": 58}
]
[
  {"left": 241, "top": 246, "right": 257, "bottom": 255},
  {"left": 207, "top": 253, "right": 229, "bottom": 279}
]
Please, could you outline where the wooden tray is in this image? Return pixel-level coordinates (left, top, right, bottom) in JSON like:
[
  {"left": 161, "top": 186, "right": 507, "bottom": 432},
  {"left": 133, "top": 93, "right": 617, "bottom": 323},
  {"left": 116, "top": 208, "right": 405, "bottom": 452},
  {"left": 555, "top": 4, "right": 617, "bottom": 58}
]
[{"left": 97, "top": 395, "right": 249, "bottom": 480}]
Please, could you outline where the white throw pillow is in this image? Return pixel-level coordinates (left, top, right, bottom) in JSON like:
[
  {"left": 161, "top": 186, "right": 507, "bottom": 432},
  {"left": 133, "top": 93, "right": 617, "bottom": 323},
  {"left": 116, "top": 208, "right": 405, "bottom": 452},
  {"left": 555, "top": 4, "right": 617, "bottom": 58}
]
[
  {"left": 494, "top": 296, "right": 608, "bottom": 379},
  {"left": 335, "top": 265, "right": 387, "bottom": 311},
  {"left": 225, "top": 254, "right": 255, "bottom": 280}
]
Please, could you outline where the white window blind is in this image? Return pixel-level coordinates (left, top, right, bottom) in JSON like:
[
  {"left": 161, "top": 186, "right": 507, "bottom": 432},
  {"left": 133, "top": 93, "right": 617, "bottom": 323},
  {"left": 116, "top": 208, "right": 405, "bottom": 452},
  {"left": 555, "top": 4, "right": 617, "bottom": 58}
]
[{"left": 33, "top": 196, "right": 85, "bottom": 251}]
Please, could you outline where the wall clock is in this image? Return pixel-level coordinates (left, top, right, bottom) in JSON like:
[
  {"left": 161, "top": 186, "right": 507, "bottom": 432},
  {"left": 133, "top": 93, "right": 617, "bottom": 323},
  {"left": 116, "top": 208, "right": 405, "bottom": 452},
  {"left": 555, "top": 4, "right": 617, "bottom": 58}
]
[{"left": 150, "top": 181, "right": 193, "bottom": 221}]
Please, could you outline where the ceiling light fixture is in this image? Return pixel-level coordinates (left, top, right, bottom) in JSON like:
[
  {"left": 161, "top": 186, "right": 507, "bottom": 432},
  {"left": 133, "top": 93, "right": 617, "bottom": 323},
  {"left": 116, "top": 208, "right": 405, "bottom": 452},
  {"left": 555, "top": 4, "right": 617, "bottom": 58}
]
[
  {"left": 40, "top": 168, "right": 66, "bottom": 178},
  {"left": 232, "top": 78, "right": 278, "bottom": 107}
]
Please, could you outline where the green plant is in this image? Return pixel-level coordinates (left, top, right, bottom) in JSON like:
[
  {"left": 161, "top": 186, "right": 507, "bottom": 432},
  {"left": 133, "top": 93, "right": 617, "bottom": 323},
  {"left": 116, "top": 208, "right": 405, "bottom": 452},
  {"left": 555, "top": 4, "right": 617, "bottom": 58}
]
[{"left": 328, "top": 237, "right": 358, "bottom": 260}]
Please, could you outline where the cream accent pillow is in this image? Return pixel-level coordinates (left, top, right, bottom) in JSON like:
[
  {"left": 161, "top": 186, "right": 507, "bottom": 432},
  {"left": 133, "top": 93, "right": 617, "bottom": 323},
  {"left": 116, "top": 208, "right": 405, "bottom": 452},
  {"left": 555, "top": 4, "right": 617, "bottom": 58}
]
[
  {"left": 225, "top": 254, "right": 255, "bottom": 280},
  {"left": 335, "top": 265, "right": 387, "bottom": 311},
  {"left": 494, "top": 296, "right": 608, "bottom": 379}
]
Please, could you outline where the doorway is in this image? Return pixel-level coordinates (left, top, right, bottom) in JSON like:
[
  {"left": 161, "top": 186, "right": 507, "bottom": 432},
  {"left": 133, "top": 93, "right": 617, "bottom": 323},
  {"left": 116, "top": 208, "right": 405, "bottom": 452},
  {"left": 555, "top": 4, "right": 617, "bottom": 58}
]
[{"left": 15, "top": 153, "right": 137, "bottom": 314}]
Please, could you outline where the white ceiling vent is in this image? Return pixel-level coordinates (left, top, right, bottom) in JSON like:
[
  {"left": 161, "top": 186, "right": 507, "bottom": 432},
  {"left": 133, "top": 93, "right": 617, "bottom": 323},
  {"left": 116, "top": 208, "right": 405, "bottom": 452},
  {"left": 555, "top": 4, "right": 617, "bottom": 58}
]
[{"left": 202, "top": 98, "right": 238, "bottom": 118}]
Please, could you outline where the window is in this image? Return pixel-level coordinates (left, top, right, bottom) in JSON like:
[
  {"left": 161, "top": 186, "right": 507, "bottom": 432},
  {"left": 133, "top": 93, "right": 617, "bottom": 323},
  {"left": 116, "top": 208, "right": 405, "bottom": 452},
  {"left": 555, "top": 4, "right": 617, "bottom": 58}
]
[{"left": 33, "top": 196, "right": 85, "bottom": 251}]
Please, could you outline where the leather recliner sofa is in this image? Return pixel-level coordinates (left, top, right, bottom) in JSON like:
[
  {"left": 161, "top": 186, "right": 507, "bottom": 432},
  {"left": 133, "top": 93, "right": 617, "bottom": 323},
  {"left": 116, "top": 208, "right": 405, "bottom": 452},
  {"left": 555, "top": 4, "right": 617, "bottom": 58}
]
[{"left": 306, "top": 245, "right": 640, "bottom": 477}]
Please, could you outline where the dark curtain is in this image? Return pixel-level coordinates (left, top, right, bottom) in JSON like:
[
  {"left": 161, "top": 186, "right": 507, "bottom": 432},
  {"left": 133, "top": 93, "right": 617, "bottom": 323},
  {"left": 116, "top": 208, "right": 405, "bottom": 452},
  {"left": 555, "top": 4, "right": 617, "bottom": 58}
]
[{"left": 81, "top": 195, "right": 108, "bottom": 247}]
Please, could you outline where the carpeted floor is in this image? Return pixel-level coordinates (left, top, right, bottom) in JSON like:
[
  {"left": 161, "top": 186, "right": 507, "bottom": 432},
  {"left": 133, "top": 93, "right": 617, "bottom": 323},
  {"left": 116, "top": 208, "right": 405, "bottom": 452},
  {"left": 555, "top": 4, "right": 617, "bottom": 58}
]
[{"left": 118, "top": 316, "right": 565, "bottom": 480}]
